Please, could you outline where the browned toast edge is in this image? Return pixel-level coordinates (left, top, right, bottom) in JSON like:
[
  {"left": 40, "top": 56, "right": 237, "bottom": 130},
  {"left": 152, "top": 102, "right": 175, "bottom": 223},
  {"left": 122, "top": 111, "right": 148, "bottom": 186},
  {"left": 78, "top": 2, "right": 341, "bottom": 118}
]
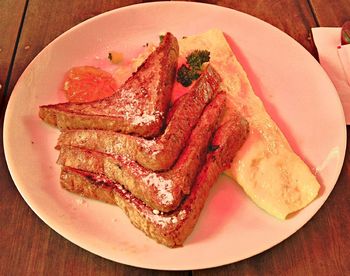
[
  {"left": 57, "top": 92, "right": 227, "bottom": 212},
  {"left": 39, "top": 32, "right": 179, "bottom": 138},
  {"left": 56, "top": 64, "right": 222, "bottom": 171},
  {"left": 60, "top": 118, "right": 249, "bottom": 247}
]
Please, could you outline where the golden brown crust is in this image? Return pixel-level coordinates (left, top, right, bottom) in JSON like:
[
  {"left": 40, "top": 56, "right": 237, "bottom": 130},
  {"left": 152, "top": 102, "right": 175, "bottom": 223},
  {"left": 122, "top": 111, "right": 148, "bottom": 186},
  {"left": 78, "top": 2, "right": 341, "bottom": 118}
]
[
  {"left": 60, "top": 118, "right": 249, "bottom": 247},
  {"left": 56, "top": 65, "right": 222, "bottom": 172},
  {"left": 57, "top": 92, "right": 227, "bottom": 212},
  {"left": 39, "top": 32, "right": 179, "bottom": 138}
]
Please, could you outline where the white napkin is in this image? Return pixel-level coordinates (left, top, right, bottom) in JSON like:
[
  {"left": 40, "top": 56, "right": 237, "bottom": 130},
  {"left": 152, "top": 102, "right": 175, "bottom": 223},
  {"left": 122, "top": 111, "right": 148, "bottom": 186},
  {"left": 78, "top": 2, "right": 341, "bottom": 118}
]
[{"left": 312, "top": 27, "right": 350, "bottom": 124}]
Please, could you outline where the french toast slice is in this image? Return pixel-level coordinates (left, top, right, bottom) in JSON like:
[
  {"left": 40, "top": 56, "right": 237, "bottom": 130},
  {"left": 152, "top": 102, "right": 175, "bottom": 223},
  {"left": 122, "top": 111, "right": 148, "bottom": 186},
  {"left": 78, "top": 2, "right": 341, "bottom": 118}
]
[
  {"left": 39, "top": 32, "right": 179, "bottom": 138},
  {"left": 56, "top": 64, "right": 222, "bottom": 171},
  {"left": 57, "top": 93, "right": 231, "bottom": 212},
  {"left": 60, "top": 118, "right": 249, "bottom": 247}
]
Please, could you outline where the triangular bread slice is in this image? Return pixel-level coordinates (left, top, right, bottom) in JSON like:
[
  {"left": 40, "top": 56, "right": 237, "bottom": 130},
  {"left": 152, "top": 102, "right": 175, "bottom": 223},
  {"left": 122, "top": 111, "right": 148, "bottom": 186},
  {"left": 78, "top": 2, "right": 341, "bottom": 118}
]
[
  {"left": 39, "top": 32, "right": 179, "bottom": 138},
  {"left": 57, "top": 93, "right": 234, "bottom": 212},
  {"left": 60, "top": 118, "right": 249, "bottom": 247},
  {"left": 56, "top": 65, "right": 222, "bottom": 172}
]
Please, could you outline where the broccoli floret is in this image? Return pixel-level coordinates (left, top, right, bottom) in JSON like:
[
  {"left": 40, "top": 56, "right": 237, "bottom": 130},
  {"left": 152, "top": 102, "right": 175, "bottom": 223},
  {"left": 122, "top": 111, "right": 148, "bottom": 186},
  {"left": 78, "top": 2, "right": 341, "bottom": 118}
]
[
  {"left": 176, "top": 49, "right": 211, "bottom": 87},
  {"left": 186, "top": 50, "right": 210, "bottom": 70}
]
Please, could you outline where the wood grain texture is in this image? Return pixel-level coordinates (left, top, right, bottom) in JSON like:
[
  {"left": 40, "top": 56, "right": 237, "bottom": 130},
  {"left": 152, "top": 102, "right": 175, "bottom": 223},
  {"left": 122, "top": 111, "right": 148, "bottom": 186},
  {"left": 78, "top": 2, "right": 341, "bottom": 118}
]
[
  {"left": 0, "top": 0, "right": 27, "bottom": 108},
  {"left": 199, "top": 0, "right": 318, "bottom": 57},
  {"left": 3, "top": 0, "right": 146, "bottom": 108},
  {"left": 1, "top": 0, "right": 350, "bottom": 275},
  {"left": 309, "top": 0, "right": 350, "bottom": 26}
]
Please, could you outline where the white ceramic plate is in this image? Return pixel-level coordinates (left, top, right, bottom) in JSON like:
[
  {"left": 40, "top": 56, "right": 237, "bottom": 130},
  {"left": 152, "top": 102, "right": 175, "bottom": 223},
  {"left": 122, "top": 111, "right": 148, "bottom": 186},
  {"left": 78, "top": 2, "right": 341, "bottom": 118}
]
[{"left": 4, "top": 2, "right": 347, "bottom": 270}]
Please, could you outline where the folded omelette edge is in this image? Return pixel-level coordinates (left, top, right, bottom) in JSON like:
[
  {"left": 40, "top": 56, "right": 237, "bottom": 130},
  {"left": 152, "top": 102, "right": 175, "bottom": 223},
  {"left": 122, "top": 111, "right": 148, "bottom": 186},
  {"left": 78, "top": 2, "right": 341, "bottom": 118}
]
[{"left": 178, "top": 29, "right": 320, "bottom": 220}]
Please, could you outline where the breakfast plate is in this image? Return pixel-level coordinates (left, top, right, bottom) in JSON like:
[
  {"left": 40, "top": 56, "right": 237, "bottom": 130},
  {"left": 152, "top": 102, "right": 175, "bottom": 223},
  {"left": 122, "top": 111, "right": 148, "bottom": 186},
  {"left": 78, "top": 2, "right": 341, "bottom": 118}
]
[{"left": 3, "top": 2, "right": 347, "bottom": 270}]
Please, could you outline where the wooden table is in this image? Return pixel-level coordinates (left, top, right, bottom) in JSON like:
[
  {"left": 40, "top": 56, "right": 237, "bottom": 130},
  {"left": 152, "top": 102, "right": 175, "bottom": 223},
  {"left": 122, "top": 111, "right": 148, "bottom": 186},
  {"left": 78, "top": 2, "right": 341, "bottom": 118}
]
[{"left": 1, "top": 1, "right": 349, "bottom": 275}]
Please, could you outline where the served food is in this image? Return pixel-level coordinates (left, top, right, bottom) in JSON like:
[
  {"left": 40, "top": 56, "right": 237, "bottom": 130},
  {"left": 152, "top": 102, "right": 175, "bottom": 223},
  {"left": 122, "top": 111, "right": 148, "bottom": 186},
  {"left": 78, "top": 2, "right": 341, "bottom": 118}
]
[
  {"left": 63, "top": 66, "right": 118, "bottom": 102},
  {"left": 39, "top": 28, "right": 320, "bottom": 247},
  {"left": 39, "top": 32, "right": 179, "bottom": 138},
  {"left": 180, "top": 29, "right": 320, "bottom": 219},
  {"left": 57, "top": 92, "right": 227, "bottom": 212},
  {"left": 61, "top": 118, "right": 248, "bottom": 247},
  {"left": 56, "top": 64, "right": 222, "bottom": 171}
]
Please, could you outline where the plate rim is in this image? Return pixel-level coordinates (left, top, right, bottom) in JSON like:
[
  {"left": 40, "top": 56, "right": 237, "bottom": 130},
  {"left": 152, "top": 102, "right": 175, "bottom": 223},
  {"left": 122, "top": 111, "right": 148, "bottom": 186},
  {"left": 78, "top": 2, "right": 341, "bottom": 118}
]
[{"left": 3, "top": 1, "right": 347, "bottom": 270}]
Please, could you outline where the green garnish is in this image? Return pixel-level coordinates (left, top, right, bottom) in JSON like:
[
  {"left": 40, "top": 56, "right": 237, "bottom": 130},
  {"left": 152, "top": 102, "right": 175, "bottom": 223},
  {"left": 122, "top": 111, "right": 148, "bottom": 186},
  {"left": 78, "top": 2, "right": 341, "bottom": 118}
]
[
  {"left": 341, "top": 21, "right": 350, "bottom": 45},
  {"left": 342, "top": 29, "right": 350, "bottom": 45},
  {"left": 186, "top": 50, "right": 210, "bottom": 70},
  {"left": 177, "top": 65, "right": 200, "bottom": 87},
  {"left": 176, "top": 50, "right": 211, "bottom": 87},
  {"left": 159, "top": 35, "right": 165, "bottom": 42}
]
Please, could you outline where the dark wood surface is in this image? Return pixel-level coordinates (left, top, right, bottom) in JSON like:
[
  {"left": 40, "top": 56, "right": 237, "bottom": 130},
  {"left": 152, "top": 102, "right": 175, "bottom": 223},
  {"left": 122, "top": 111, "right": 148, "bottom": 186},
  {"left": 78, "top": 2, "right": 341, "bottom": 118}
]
[
  {"left": 1, "top": 1, "right": 349, "bottom": 275},
  {"left": 0, "top": 0, "right": 27, "bottom": 107}
]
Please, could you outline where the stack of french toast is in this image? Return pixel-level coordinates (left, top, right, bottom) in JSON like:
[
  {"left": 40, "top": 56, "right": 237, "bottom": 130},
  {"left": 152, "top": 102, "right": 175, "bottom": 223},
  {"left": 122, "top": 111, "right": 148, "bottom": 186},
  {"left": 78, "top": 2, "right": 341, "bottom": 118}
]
[{"left": 38, "top": 33, "right": 249, "bottom": 247}]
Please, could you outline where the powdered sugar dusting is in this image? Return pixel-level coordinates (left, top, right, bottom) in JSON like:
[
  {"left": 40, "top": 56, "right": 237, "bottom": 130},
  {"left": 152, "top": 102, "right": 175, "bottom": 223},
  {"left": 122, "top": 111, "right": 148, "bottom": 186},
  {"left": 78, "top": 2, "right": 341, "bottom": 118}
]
[
  {"left": 116, "top": 154, "right": 144, "bottom": 177},
  {"left": 146, "top": 209, "right": 188, "bottom": 228},
  {"left": 178, "top": 210, "right": 187, "bottom": 220},
  {"left": 153, "top": 216, "right": 174, "bottom": 228},
  {"left": 142, "top": 173, "right": 174, "bottom": 205},
  {"left": 152, "top": 209, "right": 160, "bottom": 215},
  {"left": 131, "top": 111, "right": 163, "bottom": 126},
  {"left": 131, "top": 113, "right": 157, "bottom": 126},
  {"left": 87, "top": 169, "right": 188, "bottom": 229},
  {"left": 137, "top": 138, "right": 163, "bottom": 156}
]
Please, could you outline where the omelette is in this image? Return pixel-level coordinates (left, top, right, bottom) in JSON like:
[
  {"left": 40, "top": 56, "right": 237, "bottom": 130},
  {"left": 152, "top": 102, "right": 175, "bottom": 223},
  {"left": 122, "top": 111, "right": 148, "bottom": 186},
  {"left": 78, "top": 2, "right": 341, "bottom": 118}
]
[{"left": 178, "top": 29, "right": 320, "bottom": 220}]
